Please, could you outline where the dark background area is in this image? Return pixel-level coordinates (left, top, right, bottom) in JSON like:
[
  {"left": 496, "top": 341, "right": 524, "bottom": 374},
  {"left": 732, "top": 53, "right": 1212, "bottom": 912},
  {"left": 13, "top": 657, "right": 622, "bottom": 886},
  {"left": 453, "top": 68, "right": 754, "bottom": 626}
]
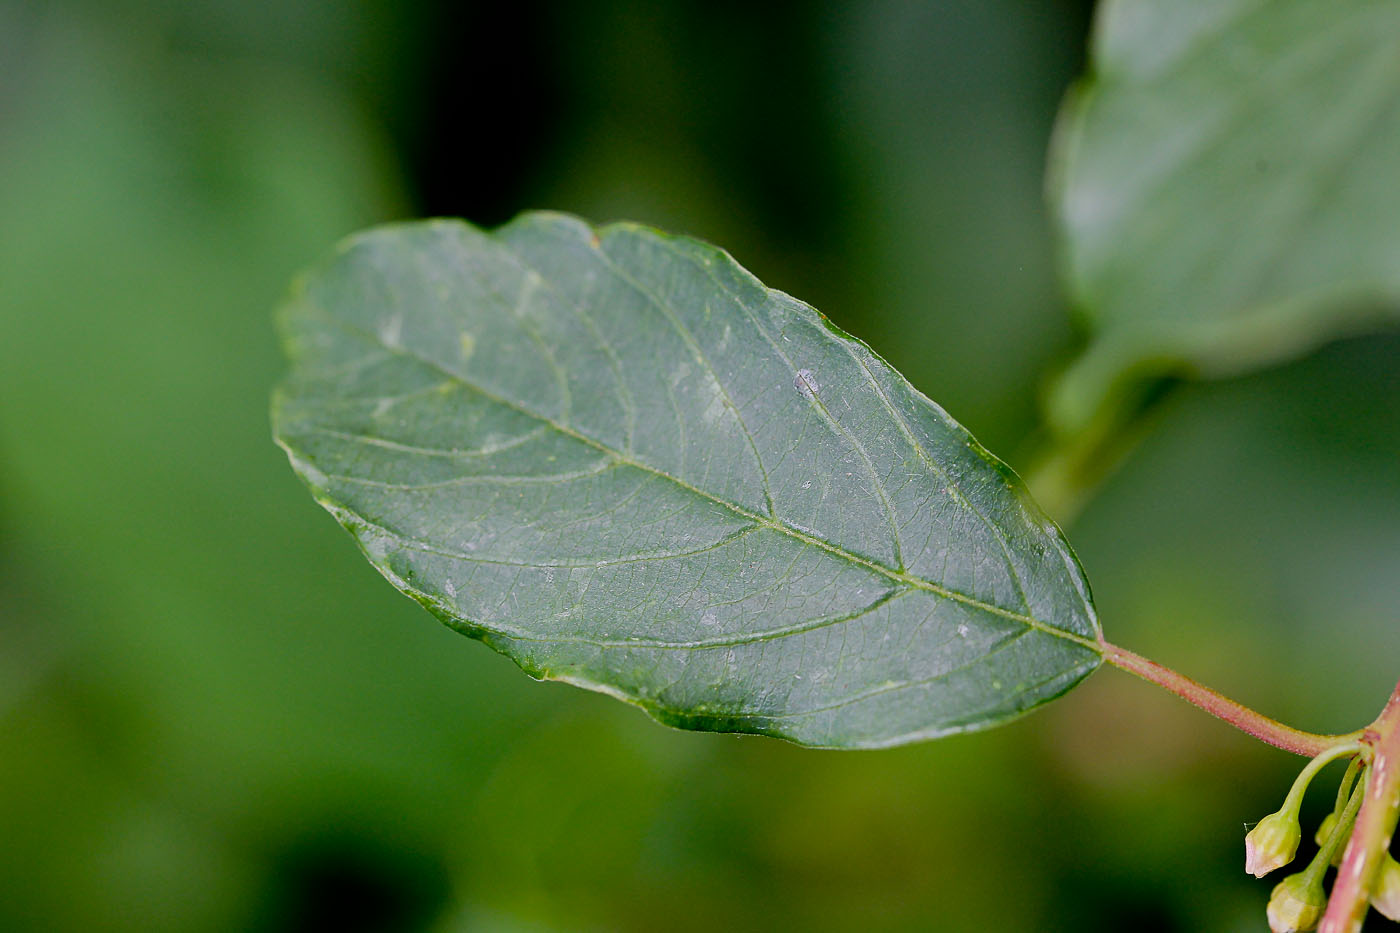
[{"left": 2, "top": 1, "right": 1397, "bottom": 930}]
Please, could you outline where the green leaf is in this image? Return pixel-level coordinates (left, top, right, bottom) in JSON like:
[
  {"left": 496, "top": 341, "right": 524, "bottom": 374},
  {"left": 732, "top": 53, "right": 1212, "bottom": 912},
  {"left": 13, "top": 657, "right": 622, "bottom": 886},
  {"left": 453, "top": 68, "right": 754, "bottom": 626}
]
[
  {"left": 1048, "top": 0, "right": 1400, "bottom": 433},
  {"left": 272, "top": 213, "right": 1101, "bottom": 748}
]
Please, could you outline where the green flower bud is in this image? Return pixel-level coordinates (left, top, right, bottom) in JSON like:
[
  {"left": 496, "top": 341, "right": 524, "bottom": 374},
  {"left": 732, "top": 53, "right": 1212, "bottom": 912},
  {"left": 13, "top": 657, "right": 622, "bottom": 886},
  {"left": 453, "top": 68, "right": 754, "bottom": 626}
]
[
  {"left": 1267, "top": 872, "right": 1326, "bottom": 933},
  {"left": 1312, "top": 812, "right": 1343, "bottom": 867},
  {"left": 1313, "top": 812, "right": 1337, "bottom": 846},
  {"left": 1373, "top": 853, "right": 1400, "bottom": 923},
  {"left": 1247, "top": 810, "right": 1302, "bottom": 877}
]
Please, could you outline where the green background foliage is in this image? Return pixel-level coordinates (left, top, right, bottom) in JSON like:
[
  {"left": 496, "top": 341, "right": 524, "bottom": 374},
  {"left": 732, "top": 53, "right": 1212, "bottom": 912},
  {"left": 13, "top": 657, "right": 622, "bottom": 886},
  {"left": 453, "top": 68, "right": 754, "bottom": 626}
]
[{"left": 1, "top": 1, "right": 1397, "bottom": 930}]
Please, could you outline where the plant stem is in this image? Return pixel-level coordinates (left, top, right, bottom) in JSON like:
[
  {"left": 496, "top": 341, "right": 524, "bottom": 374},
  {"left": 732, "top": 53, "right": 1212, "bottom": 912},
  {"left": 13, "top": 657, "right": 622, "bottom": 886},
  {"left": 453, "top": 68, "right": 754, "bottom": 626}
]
[
  {"left": 1306, "top": 775, "right": 1367, "bottom": 887},
  {"left": 1022, "top": 386, "right": 1169, "bottom": 527},
  {"left": 1098, "top": 640, "right": 1362, "bottom": 757},
  {"left": 1280, "top": 743, "right": 1362, "bottom": 816},
  {"left": 1334, "top": 756, "right": 1363, "bottom": 816},
  {"left": 1022, "top": 359, "right": 1179, "bottom": 527},
  {"left": 1321, "top": 680, "right": 1400, "bottom": 933}
]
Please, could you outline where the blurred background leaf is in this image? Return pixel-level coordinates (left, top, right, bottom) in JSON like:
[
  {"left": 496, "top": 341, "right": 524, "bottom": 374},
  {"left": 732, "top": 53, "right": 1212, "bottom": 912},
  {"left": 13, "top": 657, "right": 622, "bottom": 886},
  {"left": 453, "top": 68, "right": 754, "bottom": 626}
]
[
  {"left": 0, "top": 1, "right": 1396, "bottom": 931},
  {"left": 1047, "top": 0, "right": 1400, "bottom": 437}
]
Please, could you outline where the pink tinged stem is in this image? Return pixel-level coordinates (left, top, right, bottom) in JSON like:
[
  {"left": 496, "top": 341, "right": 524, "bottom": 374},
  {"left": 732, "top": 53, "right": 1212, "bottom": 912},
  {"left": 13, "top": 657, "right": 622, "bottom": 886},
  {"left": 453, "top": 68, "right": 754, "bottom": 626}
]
[
  {"left": 1321, "top": 681, "right": 1400, "bottom": 933},
  {"left": 1098, "top": 641, "right": 1361, "bottom": 758}
]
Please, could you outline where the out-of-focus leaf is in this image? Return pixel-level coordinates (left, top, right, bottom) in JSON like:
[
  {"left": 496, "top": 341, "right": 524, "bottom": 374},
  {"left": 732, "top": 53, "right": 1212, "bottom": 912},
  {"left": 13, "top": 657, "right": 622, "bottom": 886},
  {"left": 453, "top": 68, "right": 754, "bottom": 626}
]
[
  {"left": 273, "top": 213, "right": 1102, "bottom": 748},
  {"left": 1048, "top": 0, "right": 1400, "bottom": 433}
]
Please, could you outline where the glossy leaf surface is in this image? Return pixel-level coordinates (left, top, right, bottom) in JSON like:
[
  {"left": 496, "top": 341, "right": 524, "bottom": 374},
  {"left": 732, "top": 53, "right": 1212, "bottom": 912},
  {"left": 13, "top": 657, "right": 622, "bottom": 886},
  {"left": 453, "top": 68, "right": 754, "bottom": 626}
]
[
  {"left": 273, "top": 214, "right": 1101, "bottom": 747},
  {"left": 1049, "top": 0, "right": 1400, "bottom": 431}
]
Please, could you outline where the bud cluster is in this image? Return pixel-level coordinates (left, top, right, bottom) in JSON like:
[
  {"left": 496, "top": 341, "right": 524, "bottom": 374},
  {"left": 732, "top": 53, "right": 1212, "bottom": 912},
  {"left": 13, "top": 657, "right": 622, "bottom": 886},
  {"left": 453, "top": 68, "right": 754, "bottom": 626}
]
[{"left": 1242, "top": 744, "right": 1367, "bottom": 933}]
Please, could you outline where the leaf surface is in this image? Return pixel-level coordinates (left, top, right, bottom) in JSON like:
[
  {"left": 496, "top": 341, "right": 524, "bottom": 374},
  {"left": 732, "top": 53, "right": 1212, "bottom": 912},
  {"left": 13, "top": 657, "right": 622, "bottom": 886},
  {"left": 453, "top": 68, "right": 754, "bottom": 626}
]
[
  {"left": 1049, "top": 0, "right": 1400, "bottom": 431},
  {"left": 273, "top": 214, "right": 1101, "bottom": 747}
]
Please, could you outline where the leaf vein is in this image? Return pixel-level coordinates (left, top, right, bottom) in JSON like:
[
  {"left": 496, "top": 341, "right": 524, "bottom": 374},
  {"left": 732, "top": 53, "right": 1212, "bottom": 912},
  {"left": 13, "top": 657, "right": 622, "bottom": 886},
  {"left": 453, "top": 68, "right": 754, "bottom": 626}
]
[
  {"left": 296, "top": 277, "right": 1097, "bottom": 652},
  {"left": 592, "top": 236, "right": 778, "bottom": 518}
]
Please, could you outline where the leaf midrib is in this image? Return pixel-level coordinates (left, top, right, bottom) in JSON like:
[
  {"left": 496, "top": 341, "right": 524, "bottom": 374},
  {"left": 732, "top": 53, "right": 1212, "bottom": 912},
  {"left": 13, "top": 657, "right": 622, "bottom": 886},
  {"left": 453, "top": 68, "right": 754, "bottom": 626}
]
[{"left": 289, "top": 283, "right": 1099, "bottom": 654}]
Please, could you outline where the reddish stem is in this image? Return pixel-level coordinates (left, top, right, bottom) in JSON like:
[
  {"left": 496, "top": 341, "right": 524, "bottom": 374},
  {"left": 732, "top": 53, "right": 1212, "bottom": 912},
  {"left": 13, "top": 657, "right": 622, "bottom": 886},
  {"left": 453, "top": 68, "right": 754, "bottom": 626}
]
[
  {"left": 1099, "top": 640, "right": 1360, "bottom": 757},
  {"left": 1321, "top": 680, "right": 1400, "bottom": 933}
]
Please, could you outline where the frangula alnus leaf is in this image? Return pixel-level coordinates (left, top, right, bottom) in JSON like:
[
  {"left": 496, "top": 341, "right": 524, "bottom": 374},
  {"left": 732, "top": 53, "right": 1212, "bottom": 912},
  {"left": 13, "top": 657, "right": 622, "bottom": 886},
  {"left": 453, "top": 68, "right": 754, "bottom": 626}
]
[{"left": 273, "top": 213, "right": 1102, "bottom": 748}]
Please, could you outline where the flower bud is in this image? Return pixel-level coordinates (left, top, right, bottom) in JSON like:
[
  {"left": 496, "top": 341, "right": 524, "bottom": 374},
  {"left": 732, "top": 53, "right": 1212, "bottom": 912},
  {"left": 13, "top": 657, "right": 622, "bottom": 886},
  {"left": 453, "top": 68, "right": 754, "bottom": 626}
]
[
  {"left": 1372, "top": 853, "right": 1400, "bottom": 923},
  {"left": 1267, "top": 872, "right": 1326, "bottom": 933},
  {"left": 1313, "top": 812, "right": 1337, "bottom": 846},
  {"left": 1247, "top": 810, "right": 1302, "bottom": 877},
  {"left": 1312, "top": 812, "right": 1343, "bottom": 867}
]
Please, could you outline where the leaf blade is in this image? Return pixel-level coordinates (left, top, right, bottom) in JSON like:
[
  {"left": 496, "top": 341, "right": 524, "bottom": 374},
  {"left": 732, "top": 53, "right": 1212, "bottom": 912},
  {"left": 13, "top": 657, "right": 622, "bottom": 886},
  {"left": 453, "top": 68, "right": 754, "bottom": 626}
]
[{"left": 274, "top": 213, "right": 1101, "bottom": 748}]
